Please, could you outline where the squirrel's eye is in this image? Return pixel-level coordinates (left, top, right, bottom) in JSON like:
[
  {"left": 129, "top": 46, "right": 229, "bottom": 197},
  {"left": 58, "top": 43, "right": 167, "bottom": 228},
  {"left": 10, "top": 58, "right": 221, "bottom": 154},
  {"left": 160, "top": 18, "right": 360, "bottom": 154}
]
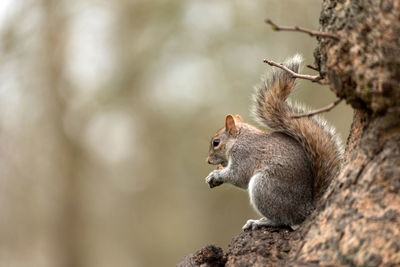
[{"left": 213, "top": 139, "right": 220, "bottom": 147}]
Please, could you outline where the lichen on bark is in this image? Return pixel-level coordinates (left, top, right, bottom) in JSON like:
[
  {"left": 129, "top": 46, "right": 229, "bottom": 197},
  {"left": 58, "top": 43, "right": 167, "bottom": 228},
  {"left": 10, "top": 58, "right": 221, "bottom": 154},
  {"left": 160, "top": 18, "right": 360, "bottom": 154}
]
[{"left": 317, "top": 0, "right": 400, "bottom": 113}]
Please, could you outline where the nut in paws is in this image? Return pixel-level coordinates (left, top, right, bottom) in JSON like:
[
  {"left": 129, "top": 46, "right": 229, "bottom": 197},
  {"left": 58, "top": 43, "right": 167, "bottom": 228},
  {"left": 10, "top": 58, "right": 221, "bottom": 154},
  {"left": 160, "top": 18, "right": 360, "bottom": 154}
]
[{"left": 205, "top": 170, "right": 223, "bottom": 188}]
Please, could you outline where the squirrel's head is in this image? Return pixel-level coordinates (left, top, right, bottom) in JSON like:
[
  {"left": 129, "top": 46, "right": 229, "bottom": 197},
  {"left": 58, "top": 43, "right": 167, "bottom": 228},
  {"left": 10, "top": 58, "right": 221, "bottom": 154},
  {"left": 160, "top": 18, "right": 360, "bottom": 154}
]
[{"left": 206, "top": 114, "right": 242, "bottom": 167}]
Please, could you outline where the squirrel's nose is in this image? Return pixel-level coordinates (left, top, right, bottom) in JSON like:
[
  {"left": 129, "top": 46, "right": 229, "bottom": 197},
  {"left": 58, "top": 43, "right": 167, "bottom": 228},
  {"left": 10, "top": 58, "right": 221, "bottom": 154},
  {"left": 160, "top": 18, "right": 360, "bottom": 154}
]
[{"left": 206, "top": 156, "right": 211, "bottom": 164}]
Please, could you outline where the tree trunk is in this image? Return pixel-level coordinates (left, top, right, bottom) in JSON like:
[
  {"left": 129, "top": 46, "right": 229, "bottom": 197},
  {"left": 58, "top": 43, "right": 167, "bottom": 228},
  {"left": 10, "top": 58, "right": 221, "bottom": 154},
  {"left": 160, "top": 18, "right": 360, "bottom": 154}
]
[
  {"left": 178, "top": 0, "right": 400, "bottom": 266},
  {"left": 292, "top": 0, "right": 400, "bottom": 265}
]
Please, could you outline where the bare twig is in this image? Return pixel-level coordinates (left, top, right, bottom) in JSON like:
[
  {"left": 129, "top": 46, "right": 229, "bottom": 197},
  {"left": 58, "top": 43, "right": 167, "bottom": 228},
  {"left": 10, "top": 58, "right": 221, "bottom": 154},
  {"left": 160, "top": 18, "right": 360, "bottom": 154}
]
[
  {"left": 292, "top": 99, "right": 343, "bottom": 118},
  {"left": 263, "top": 59, "right": 322, "bottom": 82},
  {"left": 265, "top": 19, "right": 340, "bottom": 40},
  {"left": 306, "top": 64, "right": 319, "bottom": 71}
]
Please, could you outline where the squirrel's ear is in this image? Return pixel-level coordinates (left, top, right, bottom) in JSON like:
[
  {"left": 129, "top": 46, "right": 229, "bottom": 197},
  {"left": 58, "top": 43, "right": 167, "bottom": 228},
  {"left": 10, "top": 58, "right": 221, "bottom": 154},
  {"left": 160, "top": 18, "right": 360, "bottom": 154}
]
[
  {"left": 235, "top": 114, "right": 243, "bottom": 121},
  {"left": 225, "top": 114, "right": 238, "bottom": 136}
]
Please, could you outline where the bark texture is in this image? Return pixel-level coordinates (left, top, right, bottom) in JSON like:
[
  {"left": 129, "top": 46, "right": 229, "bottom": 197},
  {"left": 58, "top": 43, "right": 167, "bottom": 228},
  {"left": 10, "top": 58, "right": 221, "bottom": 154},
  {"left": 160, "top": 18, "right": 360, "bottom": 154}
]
[
  {"left": 294, "top": 0, "right": 400, "bottom": 265},
  {"left": 178, "top": 0, "right": 400, "bottom": 266}
]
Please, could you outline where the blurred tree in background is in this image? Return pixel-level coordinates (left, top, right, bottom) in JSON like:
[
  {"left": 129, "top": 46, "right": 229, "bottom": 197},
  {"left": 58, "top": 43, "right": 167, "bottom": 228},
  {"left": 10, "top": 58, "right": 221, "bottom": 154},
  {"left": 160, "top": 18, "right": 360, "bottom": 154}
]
[{"left": 0, "top": 0, "right": 352, "bottom": 266}]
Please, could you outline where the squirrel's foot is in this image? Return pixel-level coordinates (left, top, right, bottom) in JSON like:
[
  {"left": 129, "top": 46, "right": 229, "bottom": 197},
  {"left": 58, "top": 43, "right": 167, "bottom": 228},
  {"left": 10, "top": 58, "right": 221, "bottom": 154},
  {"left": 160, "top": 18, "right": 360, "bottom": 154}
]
[
  {"left": 205, "top": 170, "right": 224, "bottom": 188},
  {"left": 242, "top": 217, "right": 276, "bottom": 230}
]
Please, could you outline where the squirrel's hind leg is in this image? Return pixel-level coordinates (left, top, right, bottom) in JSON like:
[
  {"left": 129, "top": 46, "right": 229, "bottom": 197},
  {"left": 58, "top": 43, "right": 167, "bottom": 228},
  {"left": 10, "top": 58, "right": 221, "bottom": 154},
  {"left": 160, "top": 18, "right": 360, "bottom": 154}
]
[{"left": 242, "top": 217, "right": 278, "bottom": 230}]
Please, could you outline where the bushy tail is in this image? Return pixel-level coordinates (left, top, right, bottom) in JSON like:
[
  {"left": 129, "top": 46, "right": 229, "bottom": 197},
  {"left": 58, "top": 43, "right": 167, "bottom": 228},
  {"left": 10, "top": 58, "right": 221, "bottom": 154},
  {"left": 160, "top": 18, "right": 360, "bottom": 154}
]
[{"left": 253, "top": 54, "right": 343, "bottom": 202}]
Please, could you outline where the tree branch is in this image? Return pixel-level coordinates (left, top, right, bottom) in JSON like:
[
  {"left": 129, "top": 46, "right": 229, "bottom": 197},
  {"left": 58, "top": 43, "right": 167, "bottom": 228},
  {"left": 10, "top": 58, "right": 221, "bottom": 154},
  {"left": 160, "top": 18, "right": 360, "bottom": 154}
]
[
  {"left": 291, "top": 99, "right": 343, "bottom": 118},
  {"left": 306, "top": 64, "right": 319, "bottom": 71},
  {"left": 263, "top": 59, "right": 322, "bottom": 82},
  {"left": 265, "top": 19, "right": 340, "bottom": 40}
]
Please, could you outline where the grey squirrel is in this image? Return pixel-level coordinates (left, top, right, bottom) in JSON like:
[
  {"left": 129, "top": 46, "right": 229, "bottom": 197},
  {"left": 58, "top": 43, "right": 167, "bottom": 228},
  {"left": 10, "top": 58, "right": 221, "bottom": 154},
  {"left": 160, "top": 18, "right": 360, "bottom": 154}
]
[{"left": 205, "top": 54, "right": 343, "bottom": 230}]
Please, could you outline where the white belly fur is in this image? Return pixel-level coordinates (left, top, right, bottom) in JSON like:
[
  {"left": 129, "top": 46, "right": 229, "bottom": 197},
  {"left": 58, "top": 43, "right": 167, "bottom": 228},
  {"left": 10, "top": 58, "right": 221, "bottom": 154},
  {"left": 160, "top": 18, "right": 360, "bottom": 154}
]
[{"left": 248, "top": 173, "right": 262, "bottom": 216}]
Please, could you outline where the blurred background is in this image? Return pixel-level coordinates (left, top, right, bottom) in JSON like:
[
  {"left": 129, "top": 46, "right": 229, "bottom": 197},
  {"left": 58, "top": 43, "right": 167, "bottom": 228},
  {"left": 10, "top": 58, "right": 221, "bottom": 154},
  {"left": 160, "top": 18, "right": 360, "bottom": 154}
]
[{"left": 0, "top": 0, "right": 352, "bottom": 266}]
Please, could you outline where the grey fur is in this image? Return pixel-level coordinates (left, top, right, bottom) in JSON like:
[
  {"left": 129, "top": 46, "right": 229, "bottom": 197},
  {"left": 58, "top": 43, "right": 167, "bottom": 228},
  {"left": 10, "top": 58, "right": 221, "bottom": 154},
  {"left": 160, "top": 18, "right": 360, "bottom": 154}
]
[
  {"left": 205, "top": 55, "right": 343, "bottom": 229},
  {"left": 206, "top": 124, "right": 313, "bottom": 227},
  {"left": 252, "top": 54, "right": 343, "bottom": 201}
]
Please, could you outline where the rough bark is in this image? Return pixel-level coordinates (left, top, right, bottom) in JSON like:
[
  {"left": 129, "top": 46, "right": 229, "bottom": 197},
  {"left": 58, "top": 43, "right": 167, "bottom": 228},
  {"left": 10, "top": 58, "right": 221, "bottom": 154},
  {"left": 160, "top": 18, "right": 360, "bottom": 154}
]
[
  {"left": 293, "top": 0, "right": 400, "bottom": 265},
  {"left": 178, "top": 0, "right": 400, "bottom": 266}
]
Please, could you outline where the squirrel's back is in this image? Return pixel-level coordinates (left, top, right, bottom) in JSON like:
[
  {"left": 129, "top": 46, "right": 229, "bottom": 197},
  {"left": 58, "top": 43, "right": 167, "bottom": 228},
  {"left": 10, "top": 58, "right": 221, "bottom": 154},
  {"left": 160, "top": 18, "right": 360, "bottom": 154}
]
[{"left": 252, "top": 55, "right": 343, "bottom": 202}]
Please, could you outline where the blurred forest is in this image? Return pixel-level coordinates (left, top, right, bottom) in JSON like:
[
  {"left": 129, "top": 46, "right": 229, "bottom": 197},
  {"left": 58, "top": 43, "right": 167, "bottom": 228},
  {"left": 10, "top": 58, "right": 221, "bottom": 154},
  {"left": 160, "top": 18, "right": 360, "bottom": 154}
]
[{"left": 0, "top": 0, "right": 352, "bottom": 266}]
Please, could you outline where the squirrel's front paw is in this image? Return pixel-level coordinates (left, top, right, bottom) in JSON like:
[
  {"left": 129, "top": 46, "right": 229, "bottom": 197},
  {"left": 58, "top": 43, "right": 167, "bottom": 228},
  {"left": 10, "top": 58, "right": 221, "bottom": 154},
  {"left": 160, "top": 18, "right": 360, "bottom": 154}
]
[{"left": 205, "top": 170, "right": 224, "bottom": 188}]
